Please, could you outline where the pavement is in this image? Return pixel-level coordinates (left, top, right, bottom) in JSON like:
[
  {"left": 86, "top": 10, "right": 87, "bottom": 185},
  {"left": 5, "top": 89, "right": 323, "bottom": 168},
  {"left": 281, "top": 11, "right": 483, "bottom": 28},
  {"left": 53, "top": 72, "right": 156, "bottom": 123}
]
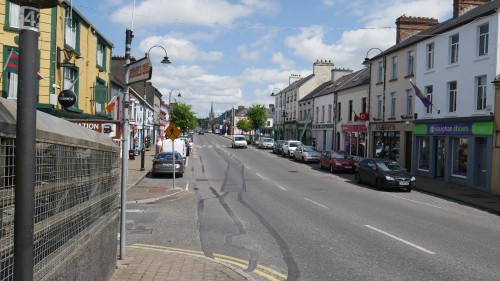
[{"left": 110, "top": 146, "right": 500, "bottom": 281}]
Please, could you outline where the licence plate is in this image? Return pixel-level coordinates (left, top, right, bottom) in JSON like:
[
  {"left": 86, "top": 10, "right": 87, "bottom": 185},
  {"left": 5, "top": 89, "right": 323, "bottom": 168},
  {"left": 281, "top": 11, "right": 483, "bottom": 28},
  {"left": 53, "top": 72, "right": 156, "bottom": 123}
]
[
  {"left": 345, "top": 166, "right": 352, "bottom": 169},
  {"left": 399, "top": 181, "right": 409, "bottom": 186}
]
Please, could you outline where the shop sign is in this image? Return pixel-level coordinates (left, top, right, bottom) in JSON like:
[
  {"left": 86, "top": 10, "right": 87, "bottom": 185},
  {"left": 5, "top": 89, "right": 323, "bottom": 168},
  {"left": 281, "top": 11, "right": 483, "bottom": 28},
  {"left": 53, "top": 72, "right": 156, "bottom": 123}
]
[
  {"left": 428, "top": 123, "right": 472, "bottom": 135},
  {"left": 312, "top": 124, "right": 334, "bottom": 129},
  {"left": 127, "top": 56, "right": 152, "bottom": 84},
  {"left": 374, "top": 123, "right": 396, "bottom": 131},
  {"left": 341, "top": 124, "right": 367, "bottom": 132}
]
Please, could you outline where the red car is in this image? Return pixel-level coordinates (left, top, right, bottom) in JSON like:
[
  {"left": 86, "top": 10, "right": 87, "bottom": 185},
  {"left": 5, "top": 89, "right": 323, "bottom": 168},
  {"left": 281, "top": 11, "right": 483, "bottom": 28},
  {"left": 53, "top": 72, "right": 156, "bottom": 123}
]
[{"left": 319, "top": 150, "right": 356, "bottom": 173}]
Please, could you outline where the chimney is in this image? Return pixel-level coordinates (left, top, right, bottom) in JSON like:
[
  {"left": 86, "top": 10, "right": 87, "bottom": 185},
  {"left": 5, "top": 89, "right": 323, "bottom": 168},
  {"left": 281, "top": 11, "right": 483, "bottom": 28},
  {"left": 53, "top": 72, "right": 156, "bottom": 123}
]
[
  {"left": 289, "top": 74, "right": 302, "bottom": 85},
  {"left": 454, "top": 0, "right": 490, "bottom": 17},
  {"left": 396, "top": 16, "right": 438, "bottom": 43}
]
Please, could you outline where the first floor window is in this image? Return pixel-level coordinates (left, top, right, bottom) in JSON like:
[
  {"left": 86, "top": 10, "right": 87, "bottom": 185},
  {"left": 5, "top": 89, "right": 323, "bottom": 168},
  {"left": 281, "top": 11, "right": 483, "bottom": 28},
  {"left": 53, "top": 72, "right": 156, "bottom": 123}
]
[
  {"left": 6, "top": 72, "right": 18, "bottom": 100},
  {"left": 8, "top": 2, "right": 20, "bottom": 28},
  {"left": 418, "top": 137, "right": 430, "bottom": 170},
  {"left": 448, "top": 81, "right": 457, "bottom": 113},
  {"left": 476, "top": 75, "right": 487, "bottom": 111},
  {"left": 390, "top": 92, "right": 396, "bottom": 117},
  {"left": 425, "top": 86, "right": 433, "bottom": 114},
  {"left": 406, "top": 89, "right": 412, "bottom": 116},
  {"left": 452, "top": 137, "right": 468, "bottom": 176},
  {"left": 94, "top": 80, "right": 107, "bottom": 114},
  {"left": 63, "top": 67, "right": 78, "bottom": 91},
  {"left": 377, "top": 96, "right": 382, "bottom": 118}
]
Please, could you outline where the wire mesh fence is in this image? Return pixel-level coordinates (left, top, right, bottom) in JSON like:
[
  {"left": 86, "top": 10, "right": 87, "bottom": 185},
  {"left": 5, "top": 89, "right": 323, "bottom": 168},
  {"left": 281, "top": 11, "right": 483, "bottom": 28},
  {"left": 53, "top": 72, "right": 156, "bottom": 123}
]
[{"left": 0, "top": 137, "right": 120, "bottom": 281}]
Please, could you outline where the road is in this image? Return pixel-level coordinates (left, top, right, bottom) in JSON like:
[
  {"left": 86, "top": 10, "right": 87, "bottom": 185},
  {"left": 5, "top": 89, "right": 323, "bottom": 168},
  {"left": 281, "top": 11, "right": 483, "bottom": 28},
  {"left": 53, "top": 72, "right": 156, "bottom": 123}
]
[{"left": 125, "top": 133, "right": 500, "bottom": 281}]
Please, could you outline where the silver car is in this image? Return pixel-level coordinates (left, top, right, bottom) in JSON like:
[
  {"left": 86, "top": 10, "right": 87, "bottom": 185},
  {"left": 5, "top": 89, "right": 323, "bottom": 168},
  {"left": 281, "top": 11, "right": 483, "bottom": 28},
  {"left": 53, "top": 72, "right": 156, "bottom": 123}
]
[
  {"left": 258, "top": 138, "right": 274, "bottom": 149},
  {"left": 294, "top": 145, "right": 321, "bottom": 162},
  {"left": 151, "top": 152, "right": 185, "bottom": 178}
]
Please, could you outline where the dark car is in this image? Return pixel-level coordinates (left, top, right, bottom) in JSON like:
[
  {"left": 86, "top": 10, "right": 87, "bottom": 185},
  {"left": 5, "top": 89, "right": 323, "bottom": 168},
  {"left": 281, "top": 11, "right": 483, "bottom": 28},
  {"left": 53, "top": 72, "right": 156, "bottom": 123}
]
[
  {"left": 319, "top": 150, "right": 356, "bottom": 173},
  {"left": 151, "top": 151, "right": 185, "bottom": 178},
  {"left": 198, "top": 130, "right": 205, "bottom": 135},
  {"left": 273, "top": 140, "right": 285, "bottom": 154},
  {"left": 354, "top": 158, "right": 415, "bottom": 191}
]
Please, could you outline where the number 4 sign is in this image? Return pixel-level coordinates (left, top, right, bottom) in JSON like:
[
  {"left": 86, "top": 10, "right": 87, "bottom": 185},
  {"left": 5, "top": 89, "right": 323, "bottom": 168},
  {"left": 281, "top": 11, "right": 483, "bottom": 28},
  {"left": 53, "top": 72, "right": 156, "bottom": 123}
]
[{"left": 20, "top": 6, "right": 40, "bottom": 32}]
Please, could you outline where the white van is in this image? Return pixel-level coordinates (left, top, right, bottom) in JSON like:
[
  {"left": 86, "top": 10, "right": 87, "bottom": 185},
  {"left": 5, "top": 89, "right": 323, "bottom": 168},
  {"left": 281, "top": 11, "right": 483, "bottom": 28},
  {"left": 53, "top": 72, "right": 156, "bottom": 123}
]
[
  {"left": 232, "top": 135, "right": 247, "bottom": 148},
  {"left": 162, "top": 138, "right": 187, "bottom": 159}
]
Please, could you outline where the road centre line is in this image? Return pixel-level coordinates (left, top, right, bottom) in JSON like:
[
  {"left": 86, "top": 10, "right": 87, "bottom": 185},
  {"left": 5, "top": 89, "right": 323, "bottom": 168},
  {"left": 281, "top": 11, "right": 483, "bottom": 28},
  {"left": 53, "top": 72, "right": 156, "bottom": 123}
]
[
  {"left": 274, "top": 184, "right": 287, "bottom": 191},
  {"left": 256, "top": 173, "right": 265, "bottom": 179},
  {"left": 388, "top": 194, "right": 465, "bottom": 214},
  {"left": 304, "top": 198, "right": 329, "bottom": 209},
  {"left": 364, "top": 225, "right": 436, "bottom": 255}
]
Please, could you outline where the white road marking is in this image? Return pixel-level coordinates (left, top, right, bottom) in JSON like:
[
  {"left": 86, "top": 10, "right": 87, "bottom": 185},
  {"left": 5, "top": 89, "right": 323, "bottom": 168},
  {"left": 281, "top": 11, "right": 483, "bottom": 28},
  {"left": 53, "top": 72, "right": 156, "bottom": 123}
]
[
  {"left": 126, "top": 209, "right": 144, "bottom": 213},
  {"left": 364, "top": 225, "right": 436, "bottom": 255},
  {"left": 256, "top": 173, "right": 265, "bottom": 179},
  {"left": 304, "top": 198, "right": 329, "bottom": 209},
  {"left": 274, "top": 184, "right": 287, "bottom": 191},
  {"left": 185, "top": 182, "right": 189, "bottom": 191},
  {"left": 388, "top": 194, "right": 465, "bottom": 214}
]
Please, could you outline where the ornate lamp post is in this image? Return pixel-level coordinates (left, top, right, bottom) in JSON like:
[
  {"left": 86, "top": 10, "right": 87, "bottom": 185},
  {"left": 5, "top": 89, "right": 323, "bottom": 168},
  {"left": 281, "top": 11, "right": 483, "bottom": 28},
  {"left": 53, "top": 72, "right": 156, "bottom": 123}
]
[
  {"left": 363, "top": 48, "right": 386, "bottom": 158},
  {"left": 140, "top": 46, "right": 171, "bottom": 171}
]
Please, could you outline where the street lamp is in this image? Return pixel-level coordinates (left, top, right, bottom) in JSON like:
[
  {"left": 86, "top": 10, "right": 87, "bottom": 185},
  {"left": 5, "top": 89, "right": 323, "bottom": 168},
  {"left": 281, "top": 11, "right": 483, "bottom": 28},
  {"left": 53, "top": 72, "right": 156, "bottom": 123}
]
[
  {"left": 169, "top": 88, "right": 182, "bottom": 107},
  {"left": 270, "top": 88, "right": 284, "bottom": 140},
  {"left": 140, "top": 46, "right": 171, "bottom": 171},
  {"left": 363, "top": 48, "right": 386, "bottom": 158}
]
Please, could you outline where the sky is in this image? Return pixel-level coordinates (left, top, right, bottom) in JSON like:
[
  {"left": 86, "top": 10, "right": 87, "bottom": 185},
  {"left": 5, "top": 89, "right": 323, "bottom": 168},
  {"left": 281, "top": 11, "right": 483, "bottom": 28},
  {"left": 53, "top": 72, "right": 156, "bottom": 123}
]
[{"left": 70, "top": 0, "right": 454, "bottom": 118}]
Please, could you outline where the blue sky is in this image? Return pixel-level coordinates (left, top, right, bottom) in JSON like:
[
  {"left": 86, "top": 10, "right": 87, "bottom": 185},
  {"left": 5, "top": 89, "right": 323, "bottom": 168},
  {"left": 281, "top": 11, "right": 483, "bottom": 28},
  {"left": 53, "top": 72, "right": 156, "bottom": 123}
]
[{"left": 70, "top": 0, "right": 453, "bottom": 118}]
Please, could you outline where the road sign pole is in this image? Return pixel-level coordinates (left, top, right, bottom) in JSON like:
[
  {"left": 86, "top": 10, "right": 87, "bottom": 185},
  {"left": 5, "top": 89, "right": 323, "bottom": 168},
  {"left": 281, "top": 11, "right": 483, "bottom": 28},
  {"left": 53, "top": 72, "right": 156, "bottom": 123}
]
[{"left": 172, "top": 140, "right": 175, "bottom": 188}]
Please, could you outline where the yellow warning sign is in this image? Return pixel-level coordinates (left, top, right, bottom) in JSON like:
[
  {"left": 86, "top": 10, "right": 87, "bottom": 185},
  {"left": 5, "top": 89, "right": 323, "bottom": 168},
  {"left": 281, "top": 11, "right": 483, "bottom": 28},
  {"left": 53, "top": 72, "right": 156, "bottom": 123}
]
[{"left": 164, "top": 123, "right": 181, "bottom": 141}]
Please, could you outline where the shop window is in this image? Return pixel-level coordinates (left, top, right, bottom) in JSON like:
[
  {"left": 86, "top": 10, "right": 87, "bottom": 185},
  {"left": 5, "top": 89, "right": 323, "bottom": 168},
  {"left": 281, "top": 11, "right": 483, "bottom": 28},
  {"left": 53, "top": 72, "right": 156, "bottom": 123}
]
[
  {"left": 418, "top": 136, "right": 430, "bottom": 170},
  {"left": 452, "top": 137, "right": 468, "bottom": 176}
]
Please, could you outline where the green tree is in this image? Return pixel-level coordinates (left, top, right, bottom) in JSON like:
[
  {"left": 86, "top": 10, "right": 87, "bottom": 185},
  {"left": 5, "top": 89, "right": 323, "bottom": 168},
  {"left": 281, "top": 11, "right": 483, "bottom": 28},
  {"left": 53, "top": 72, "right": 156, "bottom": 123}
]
[
  {"left": 197, "top": 117, "right": 209, "bottom": 129},
  {"left": 236, "top": 118, "right": 252, "bottom": 133},
  {"left": 246, "top": 104, "right": 268, "bottom": 136},
  {"left": 170, "top": 102, "right": 197, "bottom": 134}
]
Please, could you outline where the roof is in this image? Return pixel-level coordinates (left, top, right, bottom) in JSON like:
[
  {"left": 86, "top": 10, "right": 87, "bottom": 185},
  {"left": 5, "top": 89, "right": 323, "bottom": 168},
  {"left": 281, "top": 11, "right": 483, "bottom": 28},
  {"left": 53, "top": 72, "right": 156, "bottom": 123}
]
[
  {"left": 371, "top": 0, "right": 500, "bottom": 60},
  {"left": 313, "top": 67, "right": 370, "bottom": 98},
  {"left": 300, "top": 81, "right": 332, "bottom": 101}
]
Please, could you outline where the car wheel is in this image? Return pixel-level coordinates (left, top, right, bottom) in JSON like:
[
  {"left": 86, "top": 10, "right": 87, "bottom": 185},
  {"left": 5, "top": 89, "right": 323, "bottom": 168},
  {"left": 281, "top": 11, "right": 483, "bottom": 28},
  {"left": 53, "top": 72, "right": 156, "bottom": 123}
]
[
  {"left": 375, "top": 178, "right": 384, "bottom": 189},
  {"left": 151, "top": 172, "right": 156, "bottom": 178},
  {"left": 288, "top": 152, "right": 291, "bottom": 158},
  {"left": 404, "top": 187, "right": 412, "bottom": 192},
  {"left": 355, "top": 172, "right": 361, "bottom": 183},
  {"left": 319, "top": 161, "right": 323, "bottom": 169},
  {"left": 302, "top": 157, "right": 305, "bottom": 162},
  {"left": 329, "top": 165, "right": 334, "bottom": 173}
]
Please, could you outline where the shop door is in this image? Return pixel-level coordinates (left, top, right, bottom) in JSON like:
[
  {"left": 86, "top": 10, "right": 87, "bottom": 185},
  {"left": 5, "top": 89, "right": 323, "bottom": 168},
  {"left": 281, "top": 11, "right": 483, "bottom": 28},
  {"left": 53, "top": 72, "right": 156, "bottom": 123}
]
[
  {"left": 405, "top": 132, "right": 412, "bottom": 170},
  {"left": 435, "top": 137, "right": 445, "bottom": 177},
  {"left": 475, "top": 138, "right": 487, "bottom": 188}
]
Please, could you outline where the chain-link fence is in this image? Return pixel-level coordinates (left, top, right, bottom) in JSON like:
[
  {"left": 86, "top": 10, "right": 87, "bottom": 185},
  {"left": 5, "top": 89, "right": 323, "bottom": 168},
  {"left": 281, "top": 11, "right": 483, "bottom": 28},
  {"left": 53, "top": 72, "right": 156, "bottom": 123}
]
[{"left": 0, "top": 135, "right": 120, "bottom": 280}]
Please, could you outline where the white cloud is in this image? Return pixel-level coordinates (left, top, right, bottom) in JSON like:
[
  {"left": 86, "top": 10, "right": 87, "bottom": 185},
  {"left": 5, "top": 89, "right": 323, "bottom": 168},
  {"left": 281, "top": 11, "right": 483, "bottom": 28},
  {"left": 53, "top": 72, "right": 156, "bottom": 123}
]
[
  {"left": 138, "top": 35, "right": 223, "bottom": 62},
  {"left": 238, "top": 45, "right": 261, "bottom": 61},
  {"left": 271, "top": 52, "right": 295, "bottom": 69}
]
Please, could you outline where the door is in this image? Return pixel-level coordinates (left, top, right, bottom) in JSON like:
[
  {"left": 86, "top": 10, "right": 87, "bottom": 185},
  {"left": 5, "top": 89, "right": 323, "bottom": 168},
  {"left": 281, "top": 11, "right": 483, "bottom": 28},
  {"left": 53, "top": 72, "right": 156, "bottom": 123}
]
[
  {"left": 435, "top": 137, "right": 445, "bottom": 177},
  {"left": 405, "top": 132, "right": 413, "bottom": 170},
  {"left": 475, "top": 138, "right": 487, "bottom": 189}
]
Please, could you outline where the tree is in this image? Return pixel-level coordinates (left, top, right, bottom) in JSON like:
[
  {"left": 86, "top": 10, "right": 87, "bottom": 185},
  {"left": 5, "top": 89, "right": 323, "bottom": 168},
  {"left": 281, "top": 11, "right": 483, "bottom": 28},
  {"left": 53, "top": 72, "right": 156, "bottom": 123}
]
[
  {"left": 246, "top": 105, "right": 268, "bottom": 135},
  {"left": 197, "top": 117, "right": 209, "bottom": 129},
  {"left": 170, "top": 101, "right": 197, "bottom": 134},
  {"left": 236, "top": 118, "right": 252, "bottom": 133}
]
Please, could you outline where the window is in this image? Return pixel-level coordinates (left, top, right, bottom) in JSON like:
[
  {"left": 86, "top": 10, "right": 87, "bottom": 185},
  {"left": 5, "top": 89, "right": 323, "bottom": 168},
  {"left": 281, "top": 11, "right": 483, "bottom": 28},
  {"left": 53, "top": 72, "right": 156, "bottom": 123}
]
[
  {"left": 63, "top": 67, "right": 78, "bottom": 107},
  {"left": 478, "top": 23, "right": 489, "bottom": 56},
  {"left": 94, "top": 80, "right": 107, "bottom": 114},
  {"left": 328, "top": 104, "right": 332, "bottom": 122},
  {"left": 321, "top": 105, "right": 325, "bottom": 122},
  {"left": 450, "top": 34, "right": 459, "bottom": 64},
  {"left": 299, "top": 110, "right": 303, "bottom": 121},
  {"left": 376, "top": 95, "right": 382, "bottom": 119},
  {"left": 377, "top": 61, "right": 383, "bottom": 83},
  {"left": 362, "top": 98, "right": 367, "bottom": 113},
  {"left": 390, "top": 93, "right": 396, "bottom": 117},
  {"left": 452, "top": 137, "right": 468, "bottom": 176},
  {"left": 65, "top": 13, "right": 78, "bottom": 49},
  {"left": 391, "top": 56, "right": 397, "bottom": 80},
  {"left": 337, "top": 102, "right": 341, "bottom": 120},
  {"left": 407, "top": 50, "right": 414, "bottom": 76},
  {"left": 7, "top": 2, "right": 20, "bottom": 29},
  {"left": 426, "top": 43, "right": 434, "bottom": 70},
  {"left": 97, "top": 41, "right": 105, "bottom": 69},
  {"left": 448, "top": 81, "right": 457, "bottom": 113},
  {"left": 3, "top": 48, "right": 19, "bottom": 100},
  {"left": 348, "top": 100, "right": 353, "bottom": 121},
  {"left": 476, "top": 75, "right": 487, "bottom": 110},
  {"left": 418, "top": 136, "right": 430, "bottom": 170},
  {"left": 425, "top": 85, "right": 433, "bottom": 114},
  {"left": 316, "top": 107, "right": 319, "bottom": 122},
  {"left": 406, "top": 89, "right": 412, "bottom": 116}
]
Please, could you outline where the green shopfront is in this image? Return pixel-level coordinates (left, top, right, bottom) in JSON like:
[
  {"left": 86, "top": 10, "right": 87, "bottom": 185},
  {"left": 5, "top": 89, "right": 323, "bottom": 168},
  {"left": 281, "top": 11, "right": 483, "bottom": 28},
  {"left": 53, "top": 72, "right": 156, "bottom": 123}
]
[{"left": 413, "top": 117, "right": 493, "bottom": 192}]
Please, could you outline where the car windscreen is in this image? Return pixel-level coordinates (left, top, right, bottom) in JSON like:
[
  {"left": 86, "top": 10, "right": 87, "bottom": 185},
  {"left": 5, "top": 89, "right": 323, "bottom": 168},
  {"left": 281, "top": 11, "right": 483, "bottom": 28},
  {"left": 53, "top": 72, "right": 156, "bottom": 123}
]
[
  {"left": 303, "top": 146, "right": 317, "bottom": 152},
  {"left": 234, "top": 137, "right": 245, "bottom": 141},
  {"left": 332, "top": 151, "right": 350, "bottom": 159},
  {"left": 289, "top": 143, "right": 299, "bottom": 148},
  {"left": 377, "top": 161, "right": 406, "bottom": 172},
  {"left": 156, "top": 153, "right": 181, "bottom": 161}
]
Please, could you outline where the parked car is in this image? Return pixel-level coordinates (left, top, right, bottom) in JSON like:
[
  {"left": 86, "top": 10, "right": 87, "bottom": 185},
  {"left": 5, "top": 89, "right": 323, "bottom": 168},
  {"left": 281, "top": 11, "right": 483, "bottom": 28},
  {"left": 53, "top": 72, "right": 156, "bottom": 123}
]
[
  {"left": 258, "top": 138, "right": 274, "bottom": 149},
  {"left": 319, "top": 150, "right": 356, "bottom": 173},
  {"left": 198, "top": 130, "right": 205, "bottom": 135},
  {"left": 232, "top": 135, "right": 247, "bottom": 148},
  {"left": 273, "top": 140, "right": 285, "bottom": 154},
  {"left": 294, "top": 145, "right": 321, "bottom": 162},
  {"left": 282, "top": 140, "right": 302, "bottom": 158},
  {"left": 151, "top": 151, "right": 185, "bottom": 178},
  {"left": 355, "top": 158, "right": 415, "bottom": 191}
]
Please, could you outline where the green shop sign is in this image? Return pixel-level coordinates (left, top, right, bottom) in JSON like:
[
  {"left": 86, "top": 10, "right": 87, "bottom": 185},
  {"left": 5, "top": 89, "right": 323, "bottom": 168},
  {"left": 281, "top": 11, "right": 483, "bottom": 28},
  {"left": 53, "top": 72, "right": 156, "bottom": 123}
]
[{"left": 414, "top": 121, "right": 493, "bottom": 135}]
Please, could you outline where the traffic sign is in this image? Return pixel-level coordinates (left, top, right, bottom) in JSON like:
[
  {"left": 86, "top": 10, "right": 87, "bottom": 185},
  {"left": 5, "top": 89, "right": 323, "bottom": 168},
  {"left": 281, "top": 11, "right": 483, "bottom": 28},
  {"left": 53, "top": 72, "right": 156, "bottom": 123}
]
[{"left": 165, "top": 123, "right": 181, "bottom": 141}]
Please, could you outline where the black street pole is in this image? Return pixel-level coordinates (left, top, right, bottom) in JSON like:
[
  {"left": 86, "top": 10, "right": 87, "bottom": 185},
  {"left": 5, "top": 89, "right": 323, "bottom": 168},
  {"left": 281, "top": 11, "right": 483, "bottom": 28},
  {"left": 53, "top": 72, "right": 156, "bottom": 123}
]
[
  {"left": 12, "top": 2, "right": 59, "bottom": 280},
  {"left": 140, "top": 80, "right": 146, "bottom": 171}
]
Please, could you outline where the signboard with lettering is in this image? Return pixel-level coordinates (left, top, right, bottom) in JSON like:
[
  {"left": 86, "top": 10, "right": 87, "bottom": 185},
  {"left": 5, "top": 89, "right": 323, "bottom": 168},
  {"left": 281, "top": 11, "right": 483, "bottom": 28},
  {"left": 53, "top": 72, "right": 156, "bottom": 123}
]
[
  {"left": 58, "top": 90, "right": 77, "bottom": 108},
  {"left": 71, "top": 120, "right": 121, "bottom": 139},
  {"left": 127, "top": 56, "right": 152, "bottom": 84},
  {"left": 428, "top": 123, "right": 472, "bottom": 135}
]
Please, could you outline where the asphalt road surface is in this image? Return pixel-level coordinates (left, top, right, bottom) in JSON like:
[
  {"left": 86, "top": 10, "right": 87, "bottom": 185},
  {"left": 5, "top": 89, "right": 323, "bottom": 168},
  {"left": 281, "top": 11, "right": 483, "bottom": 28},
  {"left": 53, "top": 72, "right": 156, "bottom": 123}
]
[{"left": 125, "top": 133, "right": 500, "bottom": 281}]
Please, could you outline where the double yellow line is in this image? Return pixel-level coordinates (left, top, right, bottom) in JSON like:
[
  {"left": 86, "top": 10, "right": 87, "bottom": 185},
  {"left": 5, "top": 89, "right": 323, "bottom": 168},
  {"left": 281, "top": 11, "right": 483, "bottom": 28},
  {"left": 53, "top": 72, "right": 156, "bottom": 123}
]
[{"left": 131, "top": 244, "right": 287, "bottom": 281}]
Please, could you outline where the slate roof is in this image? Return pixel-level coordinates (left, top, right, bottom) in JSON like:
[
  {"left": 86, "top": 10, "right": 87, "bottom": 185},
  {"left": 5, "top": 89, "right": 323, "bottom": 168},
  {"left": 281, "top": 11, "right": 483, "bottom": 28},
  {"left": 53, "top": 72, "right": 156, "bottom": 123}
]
[
  {"left": 312, "top": 67, "right": 370, "bottom": 98},
  {"left": 370, "top": 0, "right": 500, "bottom": 60}
]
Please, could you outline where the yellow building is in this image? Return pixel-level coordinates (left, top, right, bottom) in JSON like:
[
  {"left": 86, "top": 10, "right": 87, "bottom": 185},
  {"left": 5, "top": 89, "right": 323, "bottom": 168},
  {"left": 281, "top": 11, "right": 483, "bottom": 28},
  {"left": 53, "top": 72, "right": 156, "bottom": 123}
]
[{"left": 1, "top": 0, "right": 113, "bottom": 119}]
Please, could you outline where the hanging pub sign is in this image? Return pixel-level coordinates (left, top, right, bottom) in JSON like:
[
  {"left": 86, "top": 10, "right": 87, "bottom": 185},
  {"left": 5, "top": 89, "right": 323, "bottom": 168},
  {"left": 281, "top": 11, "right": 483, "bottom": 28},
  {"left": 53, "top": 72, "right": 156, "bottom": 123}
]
[{"left": 58, "top": 89, "right": 77, "bottom": 108}]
